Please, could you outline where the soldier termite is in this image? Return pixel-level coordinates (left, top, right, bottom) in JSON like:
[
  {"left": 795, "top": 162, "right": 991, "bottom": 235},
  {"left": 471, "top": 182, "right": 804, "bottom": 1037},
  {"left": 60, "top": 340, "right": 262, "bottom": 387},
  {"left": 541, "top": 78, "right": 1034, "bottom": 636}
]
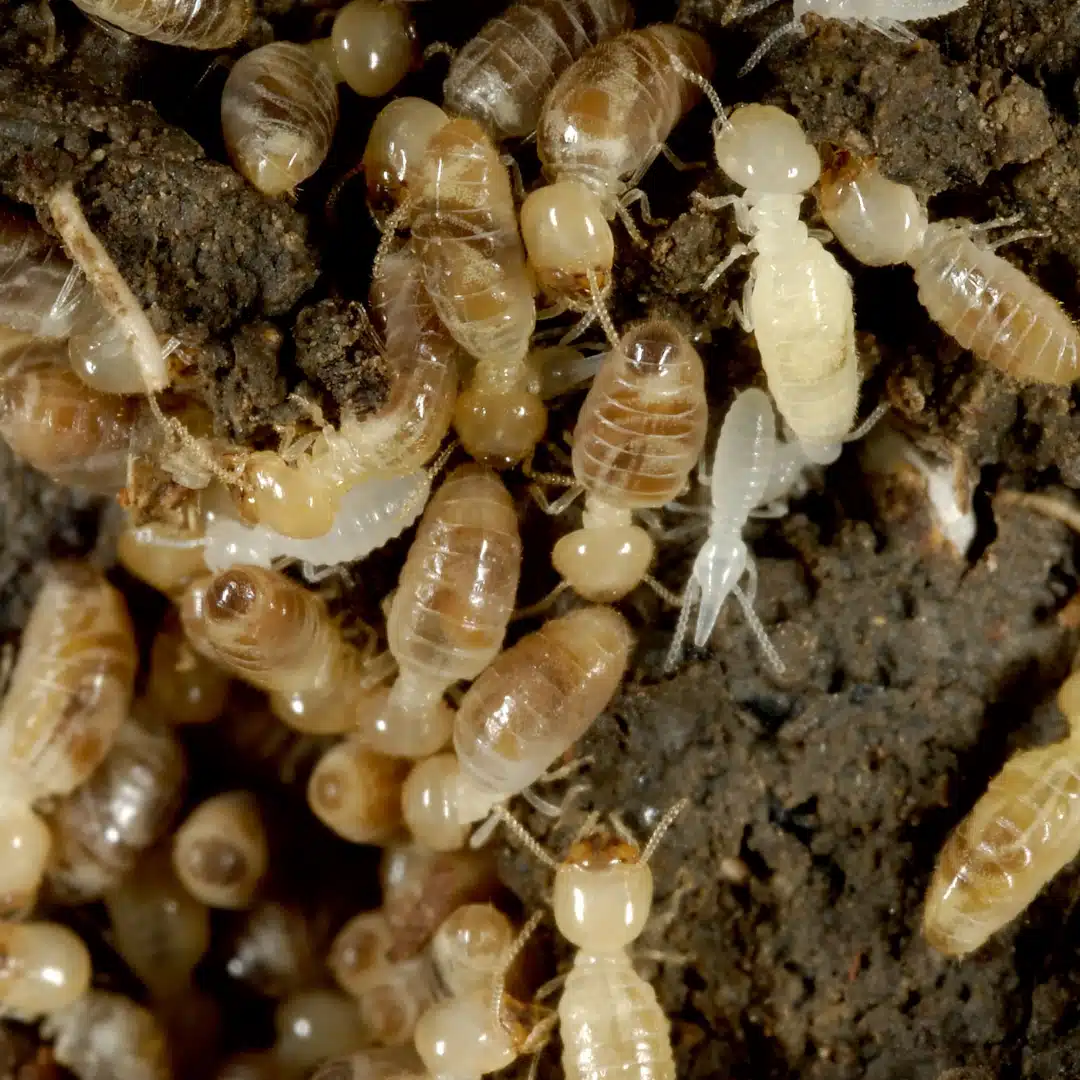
[{"left": 818, "top": 151, "right": 1080, "bottom": 386}]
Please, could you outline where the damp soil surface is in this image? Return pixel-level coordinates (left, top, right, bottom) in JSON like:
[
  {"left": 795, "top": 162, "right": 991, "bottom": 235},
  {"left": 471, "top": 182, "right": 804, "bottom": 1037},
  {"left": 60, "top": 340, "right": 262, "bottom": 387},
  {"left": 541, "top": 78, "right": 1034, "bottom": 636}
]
[{"left": 4, "top": 0, "right": 1080, "bottom": 1078}]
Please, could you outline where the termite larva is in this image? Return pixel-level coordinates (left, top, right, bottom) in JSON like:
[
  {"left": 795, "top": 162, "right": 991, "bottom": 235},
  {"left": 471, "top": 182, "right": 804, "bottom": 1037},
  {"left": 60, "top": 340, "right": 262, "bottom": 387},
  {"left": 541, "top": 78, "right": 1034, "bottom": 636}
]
[
  {"left": 43, "top": 990, "right": 172, "bottom": 1080},
  {"left": 522, "top": 24, "right": 714, "bottom": 310},
  {"left": 275, "top": 989, "right": 370, "bottom": 1079},
  {"left": 0, "top": 920, "right": 92, "bottom": 1019},
  {"left": 430, "top": 903, "right": 516, "bottom": 997},
  {"left": 402, "top": 753, "right": 472, "bottom": 852},
  {"left": 923, "top": 670, "right": 1080, "bottom": 956},
  {"left": 369, "top": 465, "right": 521, "bottom": 759},
  {"left": 454, "top": 605, "right": 634, "bottom": 826},
  {"left": 146, "top": 611, "right": 231, "bottom": 726},
  {"left": 46, "top": 713, "right": 187, "bottom": 904},
  {"left": 69, "top": 0, "right": 252, "bottom": 48},
  {"left": 442, "top": 0, "right": 634, "bottom": 141},
  {"left": 409, "top": 118, "right": 542, "bottom": 468},
  {"left": 172, "top": 790, "right": 269, "bottom": 909},
  {"left": 553, "top": 319, "right": 708, "bottom": 602},
  {"left": 363, "top": 98, "right": 451, "bottom": 215},
  {"left": 330, "top": 909, "right": 397, "bottom": 997},
  {"left": 700, "top": 103, "right": 860, "bottom": 459},
  {"left": 818, "top": 152, "right": 1080, "bottom": 386}
]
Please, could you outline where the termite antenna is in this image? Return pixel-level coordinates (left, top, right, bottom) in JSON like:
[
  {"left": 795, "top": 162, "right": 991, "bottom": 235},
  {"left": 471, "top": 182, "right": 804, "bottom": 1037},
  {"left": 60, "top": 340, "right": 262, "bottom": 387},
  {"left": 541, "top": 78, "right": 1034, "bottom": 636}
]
[
  {"left": 732, "top": 581, "right": 786, "bottom": 675},
  {"left": 846, "top": 402, "right": 890, "bottom": 442},
  {"left": 492, "top": 805, "right": 559, "bottom": 870},
  {"left": 586, "top": 268, "right": 618, "bottom": 349},
  {"left": 371, "top": 202, "right": 412, "bottom": 281},
  {"left": 490, "top": 908, "right": 544, "bottom": 1029},
  {"left": 738, "top": 18, "right": 805, "bottom": 77},
  {"left": 641, "top": 797, "right": 689, "bottom": 864},
  {"left": 668, "top": 53, "right": 728, "bottom": 129},
  {"left": 664, "top": 580, "right": 698, "bottom": 674}
]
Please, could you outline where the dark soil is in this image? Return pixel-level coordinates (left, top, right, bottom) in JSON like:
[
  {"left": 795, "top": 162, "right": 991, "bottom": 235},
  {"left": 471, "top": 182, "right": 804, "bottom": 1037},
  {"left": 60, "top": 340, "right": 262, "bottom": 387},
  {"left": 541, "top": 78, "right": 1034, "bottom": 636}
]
[{"left": 4, "top": 0, "right": 1080, "bottom": 1078}]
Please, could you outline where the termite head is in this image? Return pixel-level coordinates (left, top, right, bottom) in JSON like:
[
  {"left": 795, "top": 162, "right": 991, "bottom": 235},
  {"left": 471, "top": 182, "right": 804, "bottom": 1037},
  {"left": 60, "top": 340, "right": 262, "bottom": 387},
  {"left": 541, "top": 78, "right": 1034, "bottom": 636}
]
[
  {"left": 552, "top": 833, "right": 652, "bottom": 951},
  {"left": 818, "top": 147, "right": 927, "bottom": 266},
  {"left": 713, "top": 103, "right": 820, "bottom": 197},
  {"left": 552, "top": 523, "right": 655, "bottom": 602},
  {"left": 362, "top": 97, "right": 450, "bottom": 215}
]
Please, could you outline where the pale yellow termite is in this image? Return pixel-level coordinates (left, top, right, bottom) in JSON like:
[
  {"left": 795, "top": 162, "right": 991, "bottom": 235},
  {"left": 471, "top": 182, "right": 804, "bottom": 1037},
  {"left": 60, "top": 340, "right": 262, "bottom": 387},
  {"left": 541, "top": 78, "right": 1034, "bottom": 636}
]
[
  {"left": 70, "top": 0, "right": 252, "bottom": 47},
  {"left": 275, "top": 989, "right": 370, "bottom": 1079},
  {"left": 819, "top": 151, "right": 1080, "bottom": 386},
  {"left": 117, "top": 520, "right": 209, "bottom": 598},
  {"left": 923, "top": 669, "right": 1080, "bottom": 956},
  {"left": 0, "top": 920, "right": 92, "bottom": 1020}
]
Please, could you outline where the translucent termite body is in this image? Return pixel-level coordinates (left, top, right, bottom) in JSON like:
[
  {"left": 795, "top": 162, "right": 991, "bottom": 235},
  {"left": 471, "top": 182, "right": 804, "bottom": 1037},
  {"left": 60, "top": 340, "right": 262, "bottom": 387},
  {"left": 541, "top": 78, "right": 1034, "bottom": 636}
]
[
  {"left": 430, "top": 903, "right": 516, "bottom": 997},
  {"left": 146, "top": 611, "right": 231, "bottom": 726},
  {"left": 442, "top": 0, "right": 634, "bottom": 141},
  {"left": 705, "top": 104, "right": 859, "bottom": 460},
  {"left": 363, "top": 98, "right": 451, "bottom": 215},
  {"left": 453, "top": 605, "right": 634, "bottom": 825},
  {"left": 410, "top": 118, "right": 542, "bottom": 467},
  {"left": 554, "top": 320, "right": 708, "bottom": 602},
  {"left": 818, "top": 152, "right": 1080, "bottom": 386},
  {"left": 0, "top": 920, "right": 92, "bottom": 1019},
  {"left": 43, "top": 990, "right": 172, "bottom": 1080},
  {"left": 0, "top": 212, "right": 82, "bottom": 341},
  {"left": 402, "top": 753, "right": 472, "bottom": 852},
  {"left": 0, "top": 563, "right": 136, "bottom": 915},
  {"left": 522, "top": 25, "right": 714, "bottom": 308},
  {"left": 70, "top": 0, "right": 252, "bottom": 47},
  {"left": 311, "top": 1046, "right": 425, "bottom": 1080},
  {"left": 222, "top": 43, "right": 340, "bottom": 198},
  {"left": 923, "top": 670, "right": 1080, "bottom": 956},
  {"left": 46, "top": 713, "right": 187, "bottom": 904},
  {"left": 275, "top": 989, "right": 370, "bottom": 1079},
  {"left": 368, "top": 464, "right": 522, "bottom": 759}
]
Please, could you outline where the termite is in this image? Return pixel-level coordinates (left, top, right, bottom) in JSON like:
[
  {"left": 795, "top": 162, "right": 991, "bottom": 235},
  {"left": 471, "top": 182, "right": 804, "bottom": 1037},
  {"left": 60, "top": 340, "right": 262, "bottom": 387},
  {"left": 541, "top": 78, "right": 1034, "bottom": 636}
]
[
  {"left": 275, "top": 989, "right": 370, "bottom": 1079},
  {"left": 442, "top": 0, "right": 634, "bottom": 141},
  {"left": 363, "top": 98, "right": 451, "bottom": 217},
  {"left": 117, "top": 519, "right": 209, "bottom": 596},
  {"left": 145, "top": 610, "right": 231, "bottom": 726},
  {"left": 430, "top": 903, "right": 517, "bottom": 997},
  {"left": 221, "top": 899, "right": 318, "bottom": 999},
  {"left": 818, "top": 151, "right": 1080, "bottom": 386},
  {"left": 172, "top": 790, "right": 269, "bottom": 909},
  {"left": 549, "top": 319, "right": 708, "bottom": 603},
  {"left": 0, "top": 563, "right": 137, "bottom": 916},
  {"left": 311, "top": 1047, "right": 426, "bottom": 1080},
  {"left": 0, "top": 920, "right": 92, "bottom": 1020},
  {"left": 694, "top": 103, "right": 862, "bottom": 460},
  {"left": 69, "top": 0, "right": 252, "bottom": 48},
  {"left": 923, "top": 668, "right": 1080, "bottom": 956},
  {"left": 521, "top": 24, "right": 714, "bottom": 313}
]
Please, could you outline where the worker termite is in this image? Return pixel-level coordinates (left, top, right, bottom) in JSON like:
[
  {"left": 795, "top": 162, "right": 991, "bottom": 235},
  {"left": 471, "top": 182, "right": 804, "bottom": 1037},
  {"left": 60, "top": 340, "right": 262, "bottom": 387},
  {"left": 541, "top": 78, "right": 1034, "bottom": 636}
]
[
  {"left": 275, "top": 989, "right": 370, "bottom": 1079},
  {"left": 402, "top": 753, "right": 472, "bottom": 852},
  {"left": 42, "top": 990, "right": 173, "bottom": 1080},
  {"left": 363, "top": 98, "right": 450, "bottom": 216},
  {"left": 430, "top": 903, "right": 517, "bottom": 997},
  {"left": 693, "top": 103, "right": 862, "bottom": 459},
  {"left": 521, "top": 24, "right": 714, "bottom": 312},
  {"left": 117, "top": 519, "right": 209, "bottom": 596},
  {"left": 69, "top": 0, "right": 252, "bottom": 48},
  {"left": 0, "top": 920, "right": 92, "bottom": 1019},
  {"left": 46, "top": 713, "right": 187, "bottom": 904},
  {"left": 818, "top": 151, "right": 1080, "bottom": 386},
  {"left": 547, "top": 319, "right": 708, "bottom": 603},
  {"left": 172, "top": 790, "right": 269, "bottom": 909},
  {"left": 923, "top": 669, "right": 1080, "bottom": 956},
  {"left": 308, "top": 738, "right": 410, "bottom": 843},
  {"left": 0, "top": 563, "right": 137, "bottom": 915},
  {"left": 442, "top": 0, "right": 634, "bottom": 141}
]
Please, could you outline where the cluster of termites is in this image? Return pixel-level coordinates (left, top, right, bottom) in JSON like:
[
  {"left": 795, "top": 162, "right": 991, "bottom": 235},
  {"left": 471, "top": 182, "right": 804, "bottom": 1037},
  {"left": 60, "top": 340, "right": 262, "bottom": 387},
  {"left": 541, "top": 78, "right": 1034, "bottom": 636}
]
[{"left": 15, "top": 0, "right": 1080, "bottom": 1073}]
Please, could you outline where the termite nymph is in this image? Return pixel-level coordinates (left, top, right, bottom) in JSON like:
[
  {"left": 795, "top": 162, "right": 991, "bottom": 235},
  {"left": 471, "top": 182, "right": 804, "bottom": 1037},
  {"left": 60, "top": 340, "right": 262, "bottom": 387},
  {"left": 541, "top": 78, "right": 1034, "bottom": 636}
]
[
  {"left": 117, "top": 519, "right": 208, "bottom": 597},
  {"left": 552, "top": 319, "right": 708, "bottom": 602},
  {"left": 311, "top": 0, "right": 419, "bottom": 99},
  {"left": 308, "top": 739, "right": 410, "bottom": 844},
  {"left": 923, "top": 669, "right": 1080, "bottom": 956},
  {"left": 69, "top": 0, "right": 252, "bottom": 47},
  {"left": 0, "top": 920, "right": 92, "bottom": 1019},
  {"left": 818, "top": 151, "right": 1080, "bottom": 386},
  {"left": 442, "top": 0, "right": 634, "bottom": 141}
]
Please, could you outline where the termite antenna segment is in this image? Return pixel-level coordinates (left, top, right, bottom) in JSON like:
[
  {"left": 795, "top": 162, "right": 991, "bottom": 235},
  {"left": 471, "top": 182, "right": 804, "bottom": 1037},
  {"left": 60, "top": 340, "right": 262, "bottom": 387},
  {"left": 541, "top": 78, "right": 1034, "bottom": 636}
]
[
  {"left": 492, "top": 806, "right": 559, "bottom": 869},
  {"left": 738, "top": 20, "right": 806, "bottom": 76},
  {"left": 641, "top": 797, "right": 689, "bottom": 864},
  {"left": 490, "top": 908, "right": 544, "bottom": 1029}
]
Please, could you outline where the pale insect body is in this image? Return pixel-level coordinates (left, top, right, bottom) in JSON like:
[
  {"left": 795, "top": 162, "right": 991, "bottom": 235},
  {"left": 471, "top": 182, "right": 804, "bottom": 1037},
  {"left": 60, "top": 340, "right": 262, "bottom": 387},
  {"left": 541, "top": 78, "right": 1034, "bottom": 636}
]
[
  {"left": 0, "top": 212, "right": 83, "bottom": 340},
  {"left": 703, "top": 103, "right": 859, "bottom": 460},
  {"left": 70, "top": 0, "right": 252, "bottom": 47},
  {"left": 430, "top": 903, "right": 516, "bottom": 997},
  {"left": 0, "top": 920, "right": 92, "bottom": 1020},
  {"left": 274, "top": 989, "right": 369, "bottom": 1078},
  {"left": 554, "top": 320, "right": 708, "bottom": 603},
  {"left": 819, "top": 153, "right": 1080, "bottom": 386},
  {"left": 443, "top": 0, "right": 634, "bottom": 141},
  {"left": 363, "top": 98, "right": 451, "bottom": 216},
  {"left": 312, "top": 0, "right": 419, "bottom": 99},
  {"left": 923, "top": 670, "right": 1080, "bottom": 957},
  {"left": 522, "top": 25, "right": 714, "bottom": 309}
]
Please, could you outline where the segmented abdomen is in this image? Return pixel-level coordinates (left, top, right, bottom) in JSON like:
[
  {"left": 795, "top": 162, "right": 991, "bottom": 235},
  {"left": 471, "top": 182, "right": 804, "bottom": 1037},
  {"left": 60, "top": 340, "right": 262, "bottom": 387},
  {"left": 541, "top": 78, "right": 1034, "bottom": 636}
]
[
  {"left": 453, "top": 606, "right": 633, "bottom": 799},
  {"left": 537, "top": 25, "right": 714, "bottom": 203},
  {"left": 72, "top": 0, "right": 252, "bottom": 48},
  {"left": 924, "top": 737, "right": 1080, "bottom": 956},
  {"left": 560, "top": 953, "right": 675, "bottom": 1080},
  {"left": 388, "top": 465, "right": 522, "bottom": 683},
  {"left": 750, "top": 239, "right": 859, "bottom": 443},
  {"left": 911, "top": 224, "right": 1080, "bottom": 386},
  {"left": 443, "top": 0, "right": 633, "bottom": 140}
]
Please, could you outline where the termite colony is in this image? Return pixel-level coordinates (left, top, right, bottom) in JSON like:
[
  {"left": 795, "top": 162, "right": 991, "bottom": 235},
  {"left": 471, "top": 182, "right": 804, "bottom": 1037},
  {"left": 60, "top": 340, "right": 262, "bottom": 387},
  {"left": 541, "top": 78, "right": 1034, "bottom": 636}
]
[{"left": 12, "top": 0, "right": 1080, "bottom": 1073}]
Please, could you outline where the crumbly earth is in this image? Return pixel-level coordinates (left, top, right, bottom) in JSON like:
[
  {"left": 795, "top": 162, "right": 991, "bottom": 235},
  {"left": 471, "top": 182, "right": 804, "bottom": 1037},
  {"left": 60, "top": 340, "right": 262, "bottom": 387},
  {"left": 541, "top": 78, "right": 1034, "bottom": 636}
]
[{"left": 3, "top": 0, "right": 1080, "bottom": 1078}]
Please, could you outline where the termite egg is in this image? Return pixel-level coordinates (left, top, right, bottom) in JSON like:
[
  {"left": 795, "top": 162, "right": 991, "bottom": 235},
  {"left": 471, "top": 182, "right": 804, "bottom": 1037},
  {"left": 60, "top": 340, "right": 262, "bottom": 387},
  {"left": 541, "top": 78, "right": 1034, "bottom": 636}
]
[
  {"left": 0, "top": 920, "right": 92, "bottom": 1019},
  {"left": 69, "top": 0, "right": 253, "bottom": 48}
]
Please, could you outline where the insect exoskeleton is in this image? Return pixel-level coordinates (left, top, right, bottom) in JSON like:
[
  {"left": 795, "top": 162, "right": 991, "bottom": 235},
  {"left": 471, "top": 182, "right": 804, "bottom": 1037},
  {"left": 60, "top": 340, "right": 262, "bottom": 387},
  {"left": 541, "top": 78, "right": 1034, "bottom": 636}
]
[
  {"left": 364, "top": 464, "right": 521, "bottom": 759},
  {"left": 363, "top": 98, "right": 451, "bottom": 216},
  {"left": 443, "top": 0, "right": 634, "bottom": 141},
  {"left": 42, "top": 990, "right": 172, "bottom": 1080},
  {"left": 553, "top": 319, "right": 708, "bottom": 602},
  {"left": 104, "top": 848, "right": 212, "bottom": 1003},
  {"left": 274, "top": 989, "right": 369, "bottom": 1079},
  {"left": 355, "top": 953, "right": 440, "bottom": 1047},
  {"left": 311, "top": 0, "right": 419, "bottom": 99},
  {"left": 523, "top": 24, "right": 714, "bottom": 309},
  {"left": 146, "top": 610, "right": 231, "bottom": 726},
  {"left": 412, "top": 986, "right": 524, "bottom": 1078},
  {"left": 46, "top": 713, "right": 187, "bottom": 904},
  {"left": 453, "top": 605, "right": 634, "bottom": 826},
  {"left": 923, "top": 669, "right": 1080, "bottom": 956},
  {"left": 0, "top": 920, "right": 92, "bottom": 1019},
  {"left": 705, "top": 103, "right": 859, "bottom": 461},
  {"left": 409, "top": 118, "right": 542, "bottom": 467},
  {"left": 180, "top": 565, "right": 392, "bottom": 735},
  {"left": 818, "top": 151, "right": 1080, "bottom": 386},
  {"left": 172, "top": 790, "right": 269, "bottom": 909},
  {"left": 431, "top": 903, "right": 516, "bottom": 997},
  {"left": 222, "top": 42, "right": 340, "bottom": 198},
  {"left": 69, "top": 0, "right": 252, "bottom": 47}
]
